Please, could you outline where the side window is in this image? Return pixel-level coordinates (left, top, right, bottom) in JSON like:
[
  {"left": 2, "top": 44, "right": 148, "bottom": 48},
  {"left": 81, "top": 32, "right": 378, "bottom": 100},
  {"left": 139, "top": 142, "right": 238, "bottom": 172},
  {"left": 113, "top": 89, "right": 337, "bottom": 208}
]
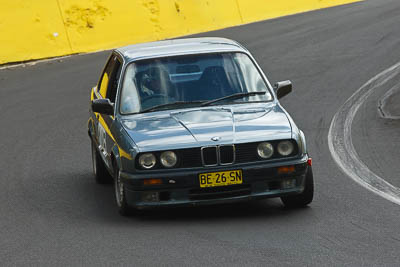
[
  {"left": 98, "top": 56, "right": 113, "bottom": 98},
  {"left": 106, "top": 58, "right": 122, "bottom": 103},
  {"left": 98, "top": 55, "right": 122, "bottom": 101}
]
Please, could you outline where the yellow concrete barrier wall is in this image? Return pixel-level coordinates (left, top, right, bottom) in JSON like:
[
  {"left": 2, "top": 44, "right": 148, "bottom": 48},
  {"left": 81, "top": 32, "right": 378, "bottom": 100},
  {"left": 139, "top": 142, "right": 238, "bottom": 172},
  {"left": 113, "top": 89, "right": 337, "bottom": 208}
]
[
  {"left": 57, "top": 0, "right": 243, "bottom": 53},
  {"left": 237, "top": 0, "right": 360, "bottom": 23},
  {"left": 0, "top": 0, "right": 359, "bottom": 65},
  {"left": 0, "top": 0, "right": 72, "bottom": 64}
]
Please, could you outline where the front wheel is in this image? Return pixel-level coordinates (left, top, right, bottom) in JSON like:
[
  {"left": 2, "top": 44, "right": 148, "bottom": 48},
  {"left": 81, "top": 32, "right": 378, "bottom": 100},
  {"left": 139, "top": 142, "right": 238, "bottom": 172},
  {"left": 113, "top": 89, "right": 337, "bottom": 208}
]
[
  {"left": 114, "top": 163, "right": 132, "bottom": 216},
  {"left": 281, "top": 166, "right": 314, "bottom": 208}
]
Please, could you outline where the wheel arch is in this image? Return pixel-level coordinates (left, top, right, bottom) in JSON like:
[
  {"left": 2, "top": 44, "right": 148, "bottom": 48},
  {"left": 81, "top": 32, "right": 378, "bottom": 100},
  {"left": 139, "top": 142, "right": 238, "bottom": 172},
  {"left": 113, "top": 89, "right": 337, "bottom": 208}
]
[
  {"left": 88, "top": 117, "right": 95, "bottom": 139},
  {"left": 111, "top": 145, "right": 122, "bottom": 174}
]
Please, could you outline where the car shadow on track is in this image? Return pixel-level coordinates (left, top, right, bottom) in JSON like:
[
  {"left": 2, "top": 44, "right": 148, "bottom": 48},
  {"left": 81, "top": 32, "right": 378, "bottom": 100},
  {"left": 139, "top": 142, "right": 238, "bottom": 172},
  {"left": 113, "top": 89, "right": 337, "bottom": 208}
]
[
  {"left": 86, "top": 180, "right": 313, "bottom": 223},
  {"left": 132, "top": 201, "right": 312, "bottom": 223}
]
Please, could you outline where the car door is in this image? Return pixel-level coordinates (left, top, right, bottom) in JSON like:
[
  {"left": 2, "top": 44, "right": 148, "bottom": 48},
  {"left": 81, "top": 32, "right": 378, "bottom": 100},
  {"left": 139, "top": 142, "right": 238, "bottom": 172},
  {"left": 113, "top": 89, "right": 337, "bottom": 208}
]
[{"left": 92, "top": 54, "right": 122, "bottom": 169}]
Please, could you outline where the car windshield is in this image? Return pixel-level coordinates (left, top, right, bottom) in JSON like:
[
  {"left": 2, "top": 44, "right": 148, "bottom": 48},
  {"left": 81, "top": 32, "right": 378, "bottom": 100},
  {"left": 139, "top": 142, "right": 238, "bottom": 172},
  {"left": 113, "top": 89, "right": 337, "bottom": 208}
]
[{"left": 119, "top": 52, "right": 273, "bottom": 114}]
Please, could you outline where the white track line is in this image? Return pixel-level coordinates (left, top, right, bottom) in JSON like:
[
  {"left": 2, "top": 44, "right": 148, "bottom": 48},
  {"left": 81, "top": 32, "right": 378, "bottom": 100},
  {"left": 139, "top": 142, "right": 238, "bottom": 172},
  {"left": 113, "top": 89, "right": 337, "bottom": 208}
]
[
  {"left": 0, "top": 55, "right": 74, "bottom": 70},
  {"left": 378, "top": 83, "right": 400, "bottom": 119},
  {"left": 328, "top": 61, "right": 400, "bottom": 205}
]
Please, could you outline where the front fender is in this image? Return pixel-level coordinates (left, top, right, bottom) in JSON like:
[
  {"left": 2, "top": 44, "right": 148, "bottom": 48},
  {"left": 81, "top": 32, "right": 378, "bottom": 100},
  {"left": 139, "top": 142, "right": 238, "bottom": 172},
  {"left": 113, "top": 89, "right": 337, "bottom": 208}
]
[
  {"left": 299, "top": 130, "right": 307, "bottom": 154},
  {"left": 111, "top": 145, "right": 122, "bottom": 171},
  {"left": 111, "top": 143, "right": 139, "bottom": 174}
]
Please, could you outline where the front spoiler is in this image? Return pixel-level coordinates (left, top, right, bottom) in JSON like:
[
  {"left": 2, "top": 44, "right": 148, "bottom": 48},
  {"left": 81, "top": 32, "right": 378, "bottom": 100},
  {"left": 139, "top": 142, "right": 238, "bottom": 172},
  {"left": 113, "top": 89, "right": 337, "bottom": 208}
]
[
  {"left": 125, "top": 185, "right": 305, "bottom": 209},
  {"left": 120, "top": 155, "right": 309, "bottom": 209}
]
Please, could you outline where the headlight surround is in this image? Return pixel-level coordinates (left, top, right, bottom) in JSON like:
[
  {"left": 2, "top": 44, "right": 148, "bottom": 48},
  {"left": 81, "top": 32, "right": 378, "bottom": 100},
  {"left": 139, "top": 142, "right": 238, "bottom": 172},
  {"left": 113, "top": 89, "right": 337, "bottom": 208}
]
[
  {"left": 277, "top": 140, "right": 294, "bottom": 156},
  {"left": 138, "top": 153, "right": 156, "bottom": 169},
  {"left": 160, "top": 151, "right": 178, "bottom": 168},
  {"left": 257, "top": 142, "right": 274, "bottom": 159}
]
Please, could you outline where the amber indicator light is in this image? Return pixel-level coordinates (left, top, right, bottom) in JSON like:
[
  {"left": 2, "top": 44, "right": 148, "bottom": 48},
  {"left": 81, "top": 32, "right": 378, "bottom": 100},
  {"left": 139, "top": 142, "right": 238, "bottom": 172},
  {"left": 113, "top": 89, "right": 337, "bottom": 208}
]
[
  {"left": 277, "top": 166, "right": 295, "bottom": 174},
  {"left": 143, "top": 178, "right": 163, "bottom": 185}
]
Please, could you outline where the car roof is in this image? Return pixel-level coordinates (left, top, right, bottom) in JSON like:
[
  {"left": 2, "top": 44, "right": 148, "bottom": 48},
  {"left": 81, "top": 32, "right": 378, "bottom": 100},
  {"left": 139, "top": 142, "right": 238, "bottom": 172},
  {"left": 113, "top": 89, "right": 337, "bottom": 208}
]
[{"left": 115, "top": 37, "right": 248, "bottom": 62}]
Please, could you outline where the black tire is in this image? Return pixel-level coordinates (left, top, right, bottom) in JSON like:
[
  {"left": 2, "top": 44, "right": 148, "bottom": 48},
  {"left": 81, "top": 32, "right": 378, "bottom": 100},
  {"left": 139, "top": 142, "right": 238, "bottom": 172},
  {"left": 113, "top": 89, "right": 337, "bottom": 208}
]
[
  {"left": 113, "top": 162, "right": 133, "bottom": 216},
  {"left": 91, "top": 141, "right": 113, "bottom": 184},
  {"left": 281, "top": 166, "right": 314, "bottom": 208}
]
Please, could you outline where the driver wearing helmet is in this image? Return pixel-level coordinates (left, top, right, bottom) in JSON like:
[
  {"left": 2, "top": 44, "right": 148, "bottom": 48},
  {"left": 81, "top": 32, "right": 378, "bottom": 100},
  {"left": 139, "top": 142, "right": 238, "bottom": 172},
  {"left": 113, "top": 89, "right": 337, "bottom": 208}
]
[
  {"left": 141, "top": 73, "right": 162, "bottom": 96},
  {"left": 140, "top": 67, "right": 169, "bottom": 97}
]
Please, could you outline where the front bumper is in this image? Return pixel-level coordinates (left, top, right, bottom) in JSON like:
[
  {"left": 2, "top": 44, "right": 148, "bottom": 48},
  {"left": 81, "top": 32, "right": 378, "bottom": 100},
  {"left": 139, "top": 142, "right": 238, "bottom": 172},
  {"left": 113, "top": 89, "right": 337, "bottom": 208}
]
[{"left": 120, "top": 155, "right": 309, "bottom": 209}]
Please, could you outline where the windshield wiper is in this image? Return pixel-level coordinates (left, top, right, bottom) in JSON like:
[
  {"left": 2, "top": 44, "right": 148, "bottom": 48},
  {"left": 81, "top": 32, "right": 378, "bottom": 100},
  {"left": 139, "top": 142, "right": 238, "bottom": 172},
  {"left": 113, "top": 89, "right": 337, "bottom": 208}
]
[
  {"left": 140, "top": 101, "right": 204, "bottom": 113},
  {"left": 200, "top": 91, "right": 266, "bottom": 107}
]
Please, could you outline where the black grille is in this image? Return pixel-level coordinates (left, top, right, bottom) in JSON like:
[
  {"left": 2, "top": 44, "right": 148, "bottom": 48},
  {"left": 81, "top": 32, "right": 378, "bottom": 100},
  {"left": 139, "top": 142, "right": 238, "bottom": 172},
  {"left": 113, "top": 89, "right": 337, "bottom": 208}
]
[
  {"left": 202, "top": 147, "right": 217, "bottom": 165},
  {"left": 220, "top": 145, "right": 234, "bottom": 164},
  {"left": 135, "top": 139, "right": 298, "bottom": 170},
  {"left": 178, "top": 148, "right": 202, "bottom": 168},
  {"left": 236, "top": 142, "right": 259, "bottom": 163},
  {"left": 245, "top": 168, "right": 276, "bottom": 178}
]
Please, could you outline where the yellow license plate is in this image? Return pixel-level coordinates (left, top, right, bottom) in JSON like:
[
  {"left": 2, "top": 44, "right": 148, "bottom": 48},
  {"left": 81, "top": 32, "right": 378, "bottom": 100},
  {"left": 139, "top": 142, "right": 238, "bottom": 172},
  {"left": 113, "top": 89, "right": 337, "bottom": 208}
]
[{"left": 199, "top": 170, "right": 243, "bottom": 188}]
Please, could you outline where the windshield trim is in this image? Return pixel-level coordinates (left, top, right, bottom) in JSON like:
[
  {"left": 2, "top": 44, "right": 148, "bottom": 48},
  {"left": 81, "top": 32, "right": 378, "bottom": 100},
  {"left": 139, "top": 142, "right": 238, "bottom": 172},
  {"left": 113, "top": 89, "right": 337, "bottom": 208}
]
[
  {"left": 120, "top": 102, "right": 277, "bottom": 120},
  {"left": 118, "top": 51, "right": 275, "bottom": 116}
]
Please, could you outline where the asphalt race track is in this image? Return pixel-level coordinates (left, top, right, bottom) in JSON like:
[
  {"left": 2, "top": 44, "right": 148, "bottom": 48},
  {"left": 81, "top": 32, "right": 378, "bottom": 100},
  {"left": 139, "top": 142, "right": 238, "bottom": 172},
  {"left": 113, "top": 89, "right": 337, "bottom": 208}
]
[{"left": 1, "top": 0, "right": 400, "bottom": 265}]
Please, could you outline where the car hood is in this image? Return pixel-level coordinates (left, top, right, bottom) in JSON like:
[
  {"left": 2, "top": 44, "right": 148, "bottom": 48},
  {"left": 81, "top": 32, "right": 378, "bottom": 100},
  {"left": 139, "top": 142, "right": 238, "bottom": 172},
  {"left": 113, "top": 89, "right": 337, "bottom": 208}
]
[{"left": 121, "top": 104, "right": 292, "bottom": 152}]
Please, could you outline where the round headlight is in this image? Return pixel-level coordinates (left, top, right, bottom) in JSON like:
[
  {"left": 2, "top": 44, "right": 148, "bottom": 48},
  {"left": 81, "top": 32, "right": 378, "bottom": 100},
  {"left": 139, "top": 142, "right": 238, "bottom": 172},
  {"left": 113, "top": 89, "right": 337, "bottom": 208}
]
[
  {"left": 257, "top": 142, "right": 274, "bottom": 159},
  {"left": 160, "top": 151, "right": 177, "bottom": 168},
  {"left": 138, "top": 153, "right": 156, "bottom": 169},
  {"left": 277, "top": 140, "right": 294, "bottom": 156}
]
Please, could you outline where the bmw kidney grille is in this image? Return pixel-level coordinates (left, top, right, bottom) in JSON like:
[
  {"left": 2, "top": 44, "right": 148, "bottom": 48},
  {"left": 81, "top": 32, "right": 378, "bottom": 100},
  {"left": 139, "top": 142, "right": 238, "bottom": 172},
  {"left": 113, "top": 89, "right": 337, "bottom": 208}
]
[{"left": 201, "top": 145, "right": 235, "bottom": 166}]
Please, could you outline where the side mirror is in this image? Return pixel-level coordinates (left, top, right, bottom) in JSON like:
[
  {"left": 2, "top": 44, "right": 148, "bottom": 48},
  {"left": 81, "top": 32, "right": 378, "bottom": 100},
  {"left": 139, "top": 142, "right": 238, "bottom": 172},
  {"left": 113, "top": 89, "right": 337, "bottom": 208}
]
[
  {"left": 92, "top": 98, "right": 114, "bottom": 115},
  {"left": 274, "top": 80, "right": 292, "bottom": 99}
]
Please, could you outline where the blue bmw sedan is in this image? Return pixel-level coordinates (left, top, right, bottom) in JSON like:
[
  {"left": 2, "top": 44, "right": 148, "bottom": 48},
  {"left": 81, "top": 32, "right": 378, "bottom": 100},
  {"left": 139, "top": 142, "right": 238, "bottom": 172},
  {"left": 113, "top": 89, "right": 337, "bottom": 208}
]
[{"left": 88, "top": 37, "right": 313, "bottom": 216}]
